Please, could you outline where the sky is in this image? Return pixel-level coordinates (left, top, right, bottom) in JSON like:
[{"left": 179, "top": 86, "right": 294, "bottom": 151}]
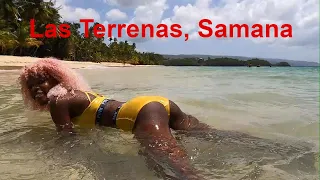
[{"left": 49, "top": 0, "right": 319, "bottom": 62}]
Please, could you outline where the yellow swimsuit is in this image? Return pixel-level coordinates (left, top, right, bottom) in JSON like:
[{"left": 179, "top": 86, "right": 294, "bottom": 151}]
[
  {"left": 71, "top": 91, "right": 108, "bottom": 128},
  {"left": 114, "top": 96, "right": 170, "bottom": 131},
  {"left": 71, "top": 92, "right": 170, "bottom": 132}
]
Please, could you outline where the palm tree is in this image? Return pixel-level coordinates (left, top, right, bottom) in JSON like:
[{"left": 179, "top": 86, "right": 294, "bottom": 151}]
[
  {"left": 113, "top": 37, "right": 118, "bottom": 43},
  {"left": 132, "top": 42, "right": 136, "bottom": 50},
  {"left": 18, "top": 0, "right": 60, "bottom": 24},
  {"left": 0, "top": 0, "right": 166, "bottom": 65},
  {"left": 0, "top": 30, "right": 18, "bottom": 54},
  {"left": 108, "top": 37, "right": 113, "bottom": 45},
  {"left": 1, "top": 0, "right": 20, "bottom": 25},
  {"left": 14, "top": 21, "right": 43, "bottom": 55}
]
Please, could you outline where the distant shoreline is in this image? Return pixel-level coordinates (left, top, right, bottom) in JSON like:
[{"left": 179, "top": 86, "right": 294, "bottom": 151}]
[
  {"left": 0, "top": 55, "right": 159, "bottom": 70},
  {"left": 0, "top": 55, "right": 315, "bottom": 71},
  {"left": 162, "top": 54, "right": 319, "bottom": 67},
  {"left": 163, "top": 57, "right": 291, "bottom": 67}
]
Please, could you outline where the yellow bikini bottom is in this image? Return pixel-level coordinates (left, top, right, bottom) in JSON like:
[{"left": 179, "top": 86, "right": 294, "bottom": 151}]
[{"left": 114, "top": 96, "right": 170, "bottom": 132}]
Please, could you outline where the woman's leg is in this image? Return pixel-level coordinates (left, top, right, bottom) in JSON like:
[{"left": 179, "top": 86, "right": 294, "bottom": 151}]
[
  {"left": 133, "top": 101, "right": 202, "bottom": 180},
  {"left": 169, "top": 100, "right": 210, "bottom": 131}
]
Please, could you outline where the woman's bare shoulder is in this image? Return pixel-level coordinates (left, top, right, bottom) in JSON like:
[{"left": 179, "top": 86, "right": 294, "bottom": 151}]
[{"left": 48, "top": 91, "right": 80, "bottom": 107}]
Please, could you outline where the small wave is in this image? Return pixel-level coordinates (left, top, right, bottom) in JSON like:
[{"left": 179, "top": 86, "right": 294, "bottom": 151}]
[
  {"left": 178, "top": 98, "right": 231, "bottom": 111},
  {"left": 177, "top": 128, "right": 318, "bottom": 180},
  {"left": 227, "top": 92, "right": 299, "bottom": 105},
  {"left": 266, "top": 75, "right": 291, "bottom": 79}
]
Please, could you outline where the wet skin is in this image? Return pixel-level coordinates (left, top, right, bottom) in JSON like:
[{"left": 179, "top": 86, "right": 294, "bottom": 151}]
[
  {"left": 26, "top": 74, "right": 59, "bottom": 105},
  {"left": 26, "top": 75, "right": 209, "bottom": 179}
]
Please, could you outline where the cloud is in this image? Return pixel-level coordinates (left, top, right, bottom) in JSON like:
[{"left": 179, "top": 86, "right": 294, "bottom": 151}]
[
  {"left": 49, "top": 0, "right": 318, "bottom": 50},
  {"left": 105, "top": 9, "right": 128, "bottom": 21},
  {"left": 102, "top": 20, "right": 109, "bottom": 26},
  {"left": 60, "top": 7, "right": 101, "bottom": 22},
  {"left": 124, "top": 0, "right": 169, "bottom": 42},
  {"left": 129, "top": 0, "right": 168, "bottom": 25},
  {"left": 103, "top": 0, "right": 156, "bottom": 7},
  {"left": 47, "top": 0, "right": 101, "bottom": 22},
  {"left": 161, "top": 0, "right": 319, "bottom": 48}
]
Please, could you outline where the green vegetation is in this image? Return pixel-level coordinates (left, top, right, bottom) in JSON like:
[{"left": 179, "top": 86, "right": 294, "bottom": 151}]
[
  {"left": 164, "top": 57, "right": 290, "bottom": 66},
  {"left": 247, "top": 58, "right": 272, "bottom": 66},
  {"left": 274, "top": 62, "right": 291, "bottom": 66},
  {"left": 0, "top": 0, "right": 164, "bottom": 65},
  {"left": 0, "top": 0, "right": 292, "bottom": 67},
  {"left": 162, "top": 58, "right": 200, "bottom": 66}
]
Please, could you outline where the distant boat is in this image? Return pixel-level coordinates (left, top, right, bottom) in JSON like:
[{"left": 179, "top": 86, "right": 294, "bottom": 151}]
[{"left": 257, "top": 65, "right": 260, "bottom": 67}]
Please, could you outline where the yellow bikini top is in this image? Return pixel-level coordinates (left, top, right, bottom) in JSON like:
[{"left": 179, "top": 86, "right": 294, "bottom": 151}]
[{"left": 71, "top": 91, "right": 108, "bottom": 128}]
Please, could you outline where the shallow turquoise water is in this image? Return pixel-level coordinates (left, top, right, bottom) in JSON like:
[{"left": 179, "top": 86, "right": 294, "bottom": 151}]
[
  {"left": 0, "top": 66, "right": 318, "bottom": 179},
  {"left": 83, "top": 66, "right": 318, "bottom": 141}
]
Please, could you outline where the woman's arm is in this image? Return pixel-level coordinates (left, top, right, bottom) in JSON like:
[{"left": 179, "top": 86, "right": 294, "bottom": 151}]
[
  {"left": 49, "top": 96, "right": 75, "bottom": 134},
  {"left": 133, "top": 102, "right": 202, "bottom": 180},
  {"left": 169, "top": 100, "right": 210, "bottom": 131}
]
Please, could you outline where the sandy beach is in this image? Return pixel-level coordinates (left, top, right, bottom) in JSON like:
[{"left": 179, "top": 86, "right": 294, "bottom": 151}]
[{"left": 0, "top": 55, "right": 157, "bottom": 70}]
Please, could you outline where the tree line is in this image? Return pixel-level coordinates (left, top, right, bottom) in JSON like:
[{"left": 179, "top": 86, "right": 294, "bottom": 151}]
[
  {"left": 163, "top": 57, "right": 291, "bottom": 67},
  {"left": 0, "top": 0, "right": 164, "bottom": 65},
  {"left": 0, "top": 0, "right": 291, "bottom": 67}
]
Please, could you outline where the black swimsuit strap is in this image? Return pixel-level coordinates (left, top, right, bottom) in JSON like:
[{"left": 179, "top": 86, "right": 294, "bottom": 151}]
[
  {"left": 112, "top": 105, "right": 122, "bottom": 126},
  {"left": 95, "top": 99, "right": 122, "bottom": 127},
  {"left": 95, "top": 98, "right": 111, "bottom": 125}
]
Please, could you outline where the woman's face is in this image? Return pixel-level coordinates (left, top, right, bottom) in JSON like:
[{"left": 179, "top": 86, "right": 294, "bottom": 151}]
[{"left": 26, "top": 73, "right": 59, "bottom": 105}]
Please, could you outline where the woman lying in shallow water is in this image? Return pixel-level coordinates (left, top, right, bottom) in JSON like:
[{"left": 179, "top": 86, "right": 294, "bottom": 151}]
[{"left": 19, "top": 58, "right": 210, "bottom": 180}]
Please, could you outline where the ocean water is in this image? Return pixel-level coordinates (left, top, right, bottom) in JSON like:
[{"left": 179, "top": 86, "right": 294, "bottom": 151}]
[{"left": 0, "top": 66, "right": 318, "bottom": 180}]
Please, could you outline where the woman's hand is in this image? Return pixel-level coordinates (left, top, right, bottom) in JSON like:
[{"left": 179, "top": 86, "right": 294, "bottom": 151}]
[{"left": 56, "top": 122, "right": 77, "bottom": 136}]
